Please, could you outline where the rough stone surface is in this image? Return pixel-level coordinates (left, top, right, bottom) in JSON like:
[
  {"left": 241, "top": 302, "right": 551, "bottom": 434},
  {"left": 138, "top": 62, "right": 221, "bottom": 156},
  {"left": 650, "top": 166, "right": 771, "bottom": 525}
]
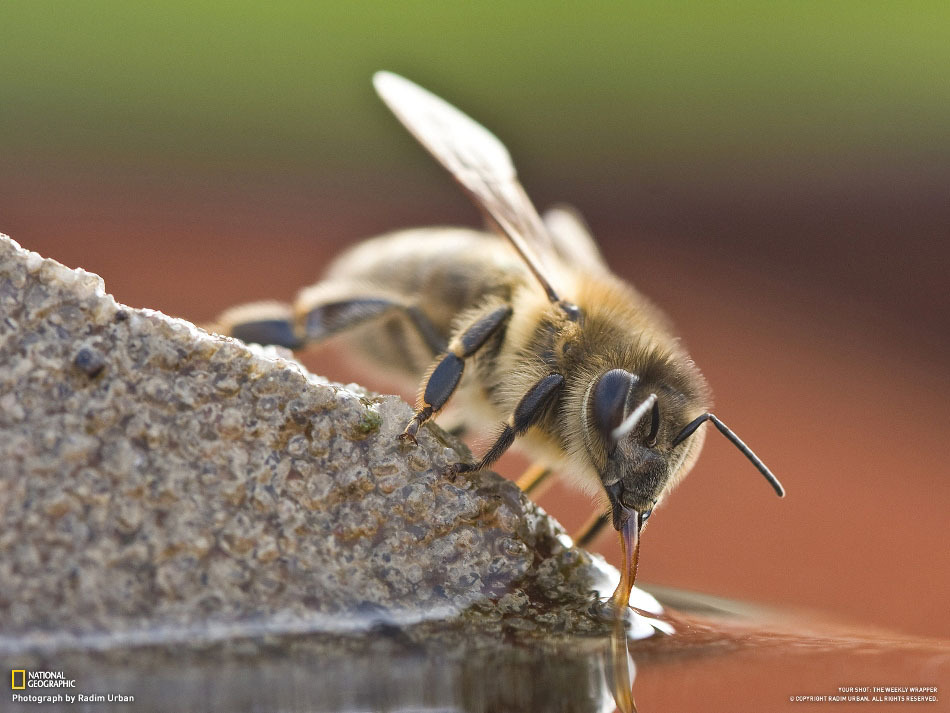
[{"left": 0, "top": 234, "right": 615, "bottom": 655}]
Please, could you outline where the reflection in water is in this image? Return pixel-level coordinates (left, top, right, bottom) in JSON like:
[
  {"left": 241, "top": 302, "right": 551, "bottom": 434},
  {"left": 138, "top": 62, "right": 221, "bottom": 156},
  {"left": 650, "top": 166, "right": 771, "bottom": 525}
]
[
  {"left": 18, "top": 602, "right": 665, "bottom": 713},
  {"left": 606, "top": 619, "right": 638, "bottom": 713},
  {"left": 49, "top": 629, "right": 642, "bottom": 713},
  {"left": 13, "top": 588, "right": 950, "bottom": 713}
]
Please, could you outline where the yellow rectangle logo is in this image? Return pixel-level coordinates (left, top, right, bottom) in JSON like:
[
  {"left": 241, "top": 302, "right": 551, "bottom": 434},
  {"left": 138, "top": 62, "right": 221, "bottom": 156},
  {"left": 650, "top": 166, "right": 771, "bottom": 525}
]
[{"left": 11, "top": 670, "right": 26, "bottom": 689}]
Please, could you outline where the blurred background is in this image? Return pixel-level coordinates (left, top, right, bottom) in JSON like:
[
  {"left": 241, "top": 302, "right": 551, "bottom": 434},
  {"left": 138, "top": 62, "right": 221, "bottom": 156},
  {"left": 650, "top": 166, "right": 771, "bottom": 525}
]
[{"left": 2, "top": 1, "right": 948, "bottom": 644}]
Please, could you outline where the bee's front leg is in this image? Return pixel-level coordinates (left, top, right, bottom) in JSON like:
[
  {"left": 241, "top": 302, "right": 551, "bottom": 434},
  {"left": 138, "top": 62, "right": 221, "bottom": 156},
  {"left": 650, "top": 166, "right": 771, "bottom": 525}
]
[
  {"left": 446, "top": 373, "right": 564, "bottom": 476},
  {"left": 400, "top": 304, "right": 512, "bottom": 443}
]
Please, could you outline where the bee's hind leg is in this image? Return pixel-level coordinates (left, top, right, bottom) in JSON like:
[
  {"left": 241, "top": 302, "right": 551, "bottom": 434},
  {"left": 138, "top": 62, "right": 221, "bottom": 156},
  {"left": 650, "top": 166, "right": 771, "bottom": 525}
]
[
  {"left": 211, "top": 301, "right": 304, "bottom": 349},
  {"left": 304, "top": 297, "right": 446, "bottom": 355},
  {"left": 215, "top": 285, "right": 447, "bottom": 356}
]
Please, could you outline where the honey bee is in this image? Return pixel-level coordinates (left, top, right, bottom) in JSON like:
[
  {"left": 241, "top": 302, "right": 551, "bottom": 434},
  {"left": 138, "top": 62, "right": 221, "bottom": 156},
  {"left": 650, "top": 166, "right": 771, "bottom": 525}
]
[{"left": 216, "top": 72, "right": 784, "bottom": 609}]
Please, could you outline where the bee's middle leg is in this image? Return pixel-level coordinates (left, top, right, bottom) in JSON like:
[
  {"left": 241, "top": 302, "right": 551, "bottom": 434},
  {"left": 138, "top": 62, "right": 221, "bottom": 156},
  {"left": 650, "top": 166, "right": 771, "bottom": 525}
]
[{"left": 400, "top": 305, "right": 512, "bottom": 443}]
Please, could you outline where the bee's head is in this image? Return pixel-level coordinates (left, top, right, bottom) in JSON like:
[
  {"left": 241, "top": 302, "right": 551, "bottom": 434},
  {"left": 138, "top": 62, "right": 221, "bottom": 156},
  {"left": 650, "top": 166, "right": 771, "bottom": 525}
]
[
  {"left": 587, "top": 368, "right": 783, "bottom": 533},
  {"left": 588, "top": 369, "right": 684, "bottom": 528}
]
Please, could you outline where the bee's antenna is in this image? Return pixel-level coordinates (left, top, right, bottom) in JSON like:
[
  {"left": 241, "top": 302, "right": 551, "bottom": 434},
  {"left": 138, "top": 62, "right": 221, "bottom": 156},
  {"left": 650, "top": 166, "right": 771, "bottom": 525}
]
[
  {"left": 611, "top": 393, "right": 658, "bottom": 443},
  {"left": 646, "top": 399, "right": 660, "bottom": 446},
  {"left": 673, "top": 413, "right": 785, "bottom": 497}
]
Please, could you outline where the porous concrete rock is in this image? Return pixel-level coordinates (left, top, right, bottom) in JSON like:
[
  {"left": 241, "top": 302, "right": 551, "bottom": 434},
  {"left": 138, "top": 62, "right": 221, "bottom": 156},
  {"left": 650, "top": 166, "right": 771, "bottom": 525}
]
[{"left": 0, "top": 234, "right": 613, "bottom": 654}]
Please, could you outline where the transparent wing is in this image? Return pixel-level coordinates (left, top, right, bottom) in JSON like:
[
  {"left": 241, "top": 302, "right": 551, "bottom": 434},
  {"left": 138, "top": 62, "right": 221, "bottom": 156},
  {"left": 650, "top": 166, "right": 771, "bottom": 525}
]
[
  {"left": 373, "top": 71, "right": 564, "bottom": 303},
  {"left": 543, "top": 204, "right": 608, "bottom": 274}
]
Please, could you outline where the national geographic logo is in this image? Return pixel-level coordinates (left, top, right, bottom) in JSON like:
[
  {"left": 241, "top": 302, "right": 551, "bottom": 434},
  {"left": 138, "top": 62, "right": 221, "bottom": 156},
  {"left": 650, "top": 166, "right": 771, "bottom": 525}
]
[
  {"left": 10, "top": 669, "right": 136, "bottom": 704},
  {"left": 10, "top": 669, "right": 76, "bottom": 689}
]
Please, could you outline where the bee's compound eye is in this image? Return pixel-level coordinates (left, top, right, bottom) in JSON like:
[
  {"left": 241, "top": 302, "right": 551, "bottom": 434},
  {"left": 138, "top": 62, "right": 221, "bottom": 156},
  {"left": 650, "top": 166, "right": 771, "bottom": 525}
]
[{"left": 591, "top": 369, "right": 638, "bottom": 448}]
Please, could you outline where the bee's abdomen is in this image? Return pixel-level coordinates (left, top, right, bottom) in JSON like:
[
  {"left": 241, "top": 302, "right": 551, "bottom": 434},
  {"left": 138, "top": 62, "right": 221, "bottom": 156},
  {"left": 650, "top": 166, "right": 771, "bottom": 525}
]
[
  {"left": 314, "top": 227, "right": 527, "bottom": 376},
  {"left": 329, "top": 229, "right": 520, "bottom": 310}
]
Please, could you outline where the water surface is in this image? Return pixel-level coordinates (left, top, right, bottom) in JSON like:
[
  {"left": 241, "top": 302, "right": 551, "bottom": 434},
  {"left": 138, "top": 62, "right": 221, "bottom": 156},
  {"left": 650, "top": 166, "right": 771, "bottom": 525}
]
[{"left": 12, "top": 586, "right": 947, "bottom": 713}]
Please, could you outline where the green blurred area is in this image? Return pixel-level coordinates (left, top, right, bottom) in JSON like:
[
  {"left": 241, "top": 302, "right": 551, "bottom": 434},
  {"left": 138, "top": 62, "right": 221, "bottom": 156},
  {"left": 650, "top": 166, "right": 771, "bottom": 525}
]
[{"left": 2, "top": 1, "right": 948, "bottom": 176}]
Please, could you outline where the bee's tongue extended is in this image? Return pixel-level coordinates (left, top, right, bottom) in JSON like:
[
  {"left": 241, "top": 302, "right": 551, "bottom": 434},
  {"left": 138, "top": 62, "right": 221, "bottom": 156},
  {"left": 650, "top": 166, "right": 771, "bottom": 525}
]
[{"left": 609, "top": 507, "right": 644, "bottom": 610}]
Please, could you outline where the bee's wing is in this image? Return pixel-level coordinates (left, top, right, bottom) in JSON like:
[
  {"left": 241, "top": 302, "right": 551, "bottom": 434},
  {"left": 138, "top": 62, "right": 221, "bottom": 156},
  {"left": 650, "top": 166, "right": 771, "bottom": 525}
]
[
  {"left": 543, "top": 205, "right": 608, "bottom": 274},
  {"left": 373, "top": 71, "right": 564, "bottom": 304}
]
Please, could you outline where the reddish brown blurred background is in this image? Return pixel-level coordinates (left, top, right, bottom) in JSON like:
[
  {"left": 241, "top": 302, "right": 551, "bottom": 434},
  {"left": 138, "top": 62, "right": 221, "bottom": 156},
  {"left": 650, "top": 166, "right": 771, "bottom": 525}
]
[{"left": 2, "top": 3, "right": 948, "bottom": 650}]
